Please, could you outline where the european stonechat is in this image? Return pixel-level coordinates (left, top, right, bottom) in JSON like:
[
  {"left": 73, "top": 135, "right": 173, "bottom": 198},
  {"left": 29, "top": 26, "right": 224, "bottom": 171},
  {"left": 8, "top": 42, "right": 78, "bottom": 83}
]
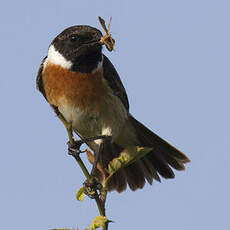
[{"left": 37, "top": 24, "right": 190, "bottom": 192}]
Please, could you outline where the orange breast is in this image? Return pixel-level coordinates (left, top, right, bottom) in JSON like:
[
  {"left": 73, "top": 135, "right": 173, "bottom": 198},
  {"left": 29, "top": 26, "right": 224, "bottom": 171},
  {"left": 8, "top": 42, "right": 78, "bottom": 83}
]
[{"left": 42, "top": 62, "right": 109, "bottom": 110}]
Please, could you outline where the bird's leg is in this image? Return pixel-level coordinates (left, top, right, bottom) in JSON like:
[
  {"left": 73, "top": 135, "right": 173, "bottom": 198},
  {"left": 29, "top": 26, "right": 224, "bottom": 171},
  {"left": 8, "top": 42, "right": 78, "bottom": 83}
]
[
  {"left": 67, "top": 140, "right": 85, "bottom": 156},
  {"left": 90, "top": 135, "right": 112, "bottom": 176},
  {"left": 83, "top": 135, "right": 112, "bottom": 199},
  {"left": 68, "top": 135, "right": 109, "bottom": 156},
  {"left": 90, "top": 140, "right": 105, "bottom": 176}
]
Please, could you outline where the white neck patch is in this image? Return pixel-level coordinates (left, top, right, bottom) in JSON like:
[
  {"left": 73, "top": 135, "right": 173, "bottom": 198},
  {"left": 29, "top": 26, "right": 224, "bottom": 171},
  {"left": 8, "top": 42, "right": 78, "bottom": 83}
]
[
  {"left": 45, "top": 45, "right": 72, "bottom": 69},
  {"left": 44, "top": 44, "right": 103, "bottom": 73}
]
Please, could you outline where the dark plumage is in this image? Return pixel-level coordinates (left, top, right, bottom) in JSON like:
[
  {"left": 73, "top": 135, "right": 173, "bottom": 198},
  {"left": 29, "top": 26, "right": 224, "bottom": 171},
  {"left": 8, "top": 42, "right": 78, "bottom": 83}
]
[{"left": 36, "top": 24, "right": 190, "bottom": 193}]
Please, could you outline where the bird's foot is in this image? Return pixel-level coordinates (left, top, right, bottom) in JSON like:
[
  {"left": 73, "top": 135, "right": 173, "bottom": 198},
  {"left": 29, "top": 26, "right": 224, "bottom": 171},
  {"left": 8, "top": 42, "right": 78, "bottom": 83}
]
[
  {"left": 83, "top": 177, "right": 102, "bottom": 199},
  {"left": 68, "top": 135, "right": 111, "bottom": 157},
  {"left": 67, "top": 140, "right": 86, "bottom": 156}
]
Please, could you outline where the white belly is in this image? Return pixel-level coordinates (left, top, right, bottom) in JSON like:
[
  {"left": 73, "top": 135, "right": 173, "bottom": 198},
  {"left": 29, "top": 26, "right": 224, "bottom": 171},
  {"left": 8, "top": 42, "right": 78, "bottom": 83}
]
[{"left": 57, "top": 92, "right": 129, "bottom": 143}]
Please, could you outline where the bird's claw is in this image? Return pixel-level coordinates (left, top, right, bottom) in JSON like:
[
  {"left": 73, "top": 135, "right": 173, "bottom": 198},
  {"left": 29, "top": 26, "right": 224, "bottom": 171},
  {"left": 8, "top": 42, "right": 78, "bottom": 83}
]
[
  {"left": 83, "top": 178, "right": 102, "bottom": 199},
  {"left": 67, "top": 140, "right": 86, "bottom": 156}
]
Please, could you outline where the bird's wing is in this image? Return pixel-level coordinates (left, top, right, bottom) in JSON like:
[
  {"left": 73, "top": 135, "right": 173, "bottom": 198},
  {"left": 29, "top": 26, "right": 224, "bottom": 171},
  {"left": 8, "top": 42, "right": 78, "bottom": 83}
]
[
  {"left": 36, "top": 56, "right": 47, "bottom": 101},
  {"left": 103, "top": 55, "right": 129, "bottom": 111}
]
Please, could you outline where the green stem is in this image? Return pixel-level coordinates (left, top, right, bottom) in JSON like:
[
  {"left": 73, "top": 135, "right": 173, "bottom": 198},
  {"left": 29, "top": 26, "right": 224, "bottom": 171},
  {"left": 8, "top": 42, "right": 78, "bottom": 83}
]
[
  {"left": 56, "top": 113, "right": 107, "bottom": 229},
  {"left": 71, "top": 153, "right": 105, "bottom": 217}
]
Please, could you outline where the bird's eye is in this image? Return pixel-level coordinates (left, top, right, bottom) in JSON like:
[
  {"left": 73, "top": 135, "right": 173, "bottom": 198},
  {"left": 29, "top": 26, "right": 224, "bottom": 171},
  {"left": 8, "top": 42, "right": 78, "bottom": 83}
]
[{"left": 70, "top": 35, "right": 78, "bottom": 42}]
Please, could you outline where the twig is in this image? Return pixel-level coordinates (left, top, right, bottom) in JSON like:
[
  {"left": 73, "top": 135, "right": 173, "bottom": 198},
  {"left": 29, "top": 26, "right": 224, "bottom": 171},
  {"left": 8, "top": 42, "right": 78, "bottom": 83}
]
[{"left": 56, "top": 112, "right": 108, "bottom": 230}]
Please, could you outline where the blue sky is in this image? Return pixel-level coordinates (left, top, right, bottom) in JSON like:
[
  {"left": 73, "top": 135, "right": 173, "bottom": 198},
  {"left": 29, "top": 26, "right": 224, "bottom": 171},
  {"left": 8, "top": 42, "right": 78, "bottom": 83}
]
[{"left": 1, "top": 0, "right": 229, "bottom": 229}]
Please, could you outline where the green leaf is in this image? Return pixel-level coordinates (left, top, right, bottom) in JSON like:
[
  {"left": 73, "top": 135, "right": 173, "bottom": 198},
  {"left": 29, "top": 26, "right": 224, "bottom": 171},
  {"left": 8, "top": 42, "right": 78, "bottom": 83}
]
[
  {"left": 129, "top": 146, "right": 153, "bottom": 164},
  {"left": 90, "top": 216, "right": 108, "bottom": 230},
  {"left": 76, "top": 187, "right": 85, "bottom": 201},
  {"left": 108, "top": 146, "right": 152, "bottom": 175}
]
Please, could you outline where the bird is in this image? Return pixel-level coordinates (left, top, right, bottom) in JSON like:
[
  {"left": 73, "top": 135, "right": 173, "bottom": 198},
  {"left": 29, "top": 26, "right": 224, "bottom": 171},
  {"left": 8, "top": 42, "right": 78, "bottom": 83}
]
[{"left": 36, "top": 24, "right": 190, "bottom": 193}]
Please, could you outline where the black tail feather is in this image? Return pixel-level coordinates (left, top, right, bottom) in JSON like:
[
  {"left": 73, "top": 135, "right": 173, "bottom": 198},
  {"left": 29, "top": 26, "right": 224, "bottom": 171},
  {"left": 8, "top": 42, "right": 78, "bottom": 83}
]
[
  {"left": 129, "top": 115, "right": 190, "bottom": 179},
  {"left": 129, "top": 115, "right": 190, "bottom": 164},
  {"left": 97, "top": 115, "right": 190, "bottom": 192}
]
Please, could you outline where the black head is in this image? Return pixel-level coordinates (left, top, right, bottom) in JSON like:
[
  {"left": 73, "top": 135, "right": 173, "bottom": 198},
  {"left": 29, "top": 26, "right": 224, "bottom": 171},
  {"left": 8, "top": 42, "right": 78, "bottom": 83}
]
[{"left": 50, "top": 25, "right": 103, "bottom": 73}]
